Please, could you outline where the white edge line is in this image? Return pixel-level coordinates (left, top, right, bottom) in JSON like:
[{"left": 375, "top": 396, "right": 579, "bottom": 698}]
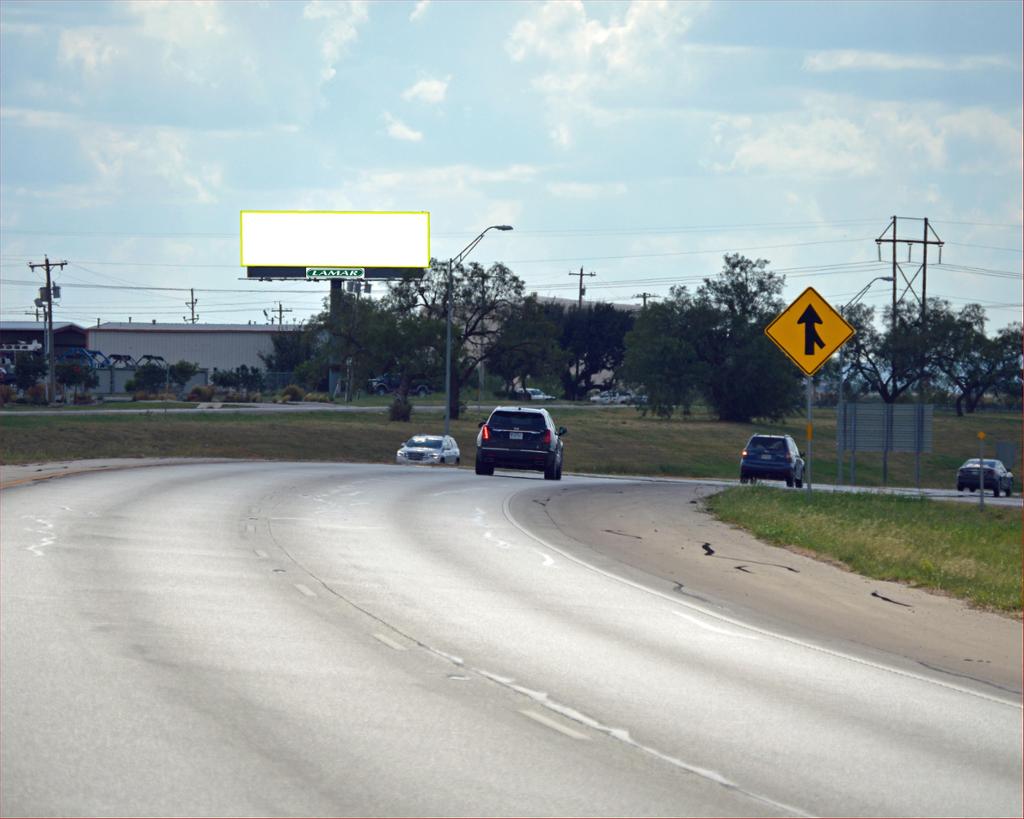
[
  {"left": 373, "top": 633, "right": 407, "bottom": 651},
  {"left": 519, "top": 709, "right": 590, "bottom": 740},
  {"left": 501, "top": 487, "right": 1023, "bottom": 710},
  {"left": 293, "top": 583, "right": 317, "bottom": 597}
]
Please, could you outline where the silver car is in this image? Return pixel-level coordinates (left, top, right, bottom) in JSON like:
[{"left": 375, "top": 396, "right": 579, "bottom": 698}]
[{"left": 396, "top": 434, "right": 461, "bottom": 466}]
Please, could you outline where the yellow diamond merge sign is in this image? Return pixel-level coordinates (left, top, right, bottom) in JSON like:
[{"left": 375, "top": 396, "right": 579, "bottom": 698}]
[{"left": 765, "top": 286, "right": 854, "bottom": 376}]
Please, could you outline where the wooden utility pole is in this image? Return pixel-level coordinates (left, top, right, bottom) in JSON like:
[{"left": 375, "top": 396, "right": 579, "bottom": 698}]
[
  {"left": 183, "top": 289, "right": 199, "bottom": 323},
  {"left": 633, "top": 292, "right": 658, "bottom": 307},
  {"left": 28, "top": 255, "right": 67, "bottom": 403},
  {"left": 570, "top": 266, "right": 596, "bottom": 309}
]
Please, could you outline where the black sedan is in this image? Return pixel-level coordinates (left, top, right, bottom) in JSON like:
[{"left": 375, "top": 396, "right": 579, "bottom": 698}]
[{"left": 956, "top": 459, "right": 1014, "bottom": 496}]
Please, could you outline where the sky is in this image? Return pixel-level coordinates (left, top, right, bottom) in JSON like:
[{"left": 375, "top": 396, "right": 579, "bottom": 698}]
[{"left": 1, "top": 0, "right": 1021, "bottom": 332}]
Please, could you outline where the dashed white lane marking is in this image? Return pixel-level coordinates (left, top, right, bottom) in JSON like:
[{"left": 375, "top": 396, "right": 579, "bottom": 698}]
[
  {"left": 532, "top": 549, "right": 555, "bottom": 567},
  {"left": 373, "top": 633, "right": 407, "bottom": 651},
  {"left": 293, "top": 583, "right": 317, "bottom": 597},
  {"left": 484, "top": 531, "right": 511, "bottom": 550},
  {"left": 21, "top": 516, "right": 53, "bottom": 556},
  {"left": 254, "top": 550, "right": 269, "bottom": 559},
  {"left": 520, "top": 709, "right": 590, "bottom": 741},
  {"left": 672, "top": 610, "right": 760, "bottom": 640}
]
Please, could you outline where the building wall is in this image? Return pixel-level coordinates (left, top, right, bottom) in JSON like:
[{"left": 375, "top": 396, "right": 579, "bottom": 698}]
[{"left": 87, "top": 326, "right": 291, "bottom": 371}]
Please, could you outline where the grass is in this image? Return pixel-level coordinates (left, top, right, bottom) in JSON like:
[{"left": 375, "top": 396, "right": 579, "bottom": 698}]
[
  {"left": 2, "top": 403, "right": 1019, "bottom": 612},
  {"left": 705, "top": 486, "right": 1022, "bottom": 612},
  {"left": 1, "top": 404, "right": 1020, "bottom": 490}
]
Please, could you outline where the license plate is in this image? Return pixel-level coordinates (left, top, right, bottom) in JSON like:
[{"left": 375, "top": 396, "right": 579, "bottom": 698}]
[
  {"left": 509, "top": 432, "right": 523, "bottom": 440},
  {"left": 761, "top": 454, "right": 771, "bottom": 460}
]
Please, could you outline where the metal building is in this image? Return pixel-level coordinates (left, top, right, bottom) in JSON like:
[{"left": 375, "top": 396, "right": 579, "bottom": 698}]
[
  {"left": 86, "top": 323, "right": 297, "bottom": 371},
  {"left": 0, "top": 322, "right": 88, "bottom": 363}
]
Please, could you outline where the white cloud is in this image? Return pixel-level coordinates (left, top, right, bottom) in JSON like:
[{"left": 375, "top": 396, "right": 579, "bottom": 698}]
[
  {"left": 59, "top": 29, "right": 118, "bottom": 74},
  {"left": 804, "top": 49, "right": 1017, "bottom": 73},
  {"left": 302, "top": 0, "right": 369, "bottom": 83},
  {"left": 547, "top": 181, "right": 627, "bottom": 199},
  {"left": 127, "top": 0, "right": 227, "bottom": 47},
  {"left": 726, "top": 117, "right": 875, "bottom": 177},
  {"left": 401, "top": 76, "right": 450, "bottom": 104},
  {"left": 409, "top": 0, "right": 430, "bottom": 22},
  {"left": 383, "top": 112, "right": 423, "bottom": 142},
  {"left": 506, "top": 0, "right": 706, "bottom": 147}
]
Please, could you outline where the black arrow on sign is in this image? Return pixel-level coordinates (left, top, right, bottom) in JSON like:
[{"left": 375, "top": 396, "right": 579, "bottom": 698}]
[{"left": 797, "top": 305, "right": 826, "bottom": 355}]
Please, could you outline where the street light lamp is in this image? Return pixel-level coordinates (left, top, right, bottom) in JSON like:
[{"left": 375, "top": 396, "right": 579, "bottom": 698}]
[
  {"left": 836, "top": 275, "right": 893, "bottom": 488},
  {"left": 444, "top": 225, "right": 513, "bottom": 437}
]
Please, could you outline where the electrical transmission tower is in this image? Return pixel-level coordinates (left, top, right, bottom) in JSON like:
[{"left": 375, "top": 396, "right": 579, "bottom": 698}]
[{"left": 875, "top": 216, "right": 944, "bottom": 325}]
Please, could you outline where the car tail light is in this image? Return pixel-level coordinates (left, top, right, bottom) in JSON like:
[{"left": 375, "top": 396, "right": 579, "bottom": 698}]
[
  {"left": 785, "top": 453, "right": 792, "bottom": 462},
  {"left": 481, "top": 424, "right": 491, "bottom": 441},
  {"left": 741, "top": 449, "right": 748, "bottom": 457},
  {"left": 541, "top": 429, "right": 551, "bottom": 446}
]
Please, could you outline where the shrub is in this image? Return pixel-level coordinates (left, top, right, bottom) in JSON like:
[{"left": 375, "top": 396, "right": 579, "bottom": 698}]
[
  {"left": 187, "top": 385, "right": 216, "bottom": 401},
  {"left": 26, "top": 384, "right": 47, "bottom": 404},
  {"left": 388, "top": 397, "right": 412, "bottom": 422},
  {"left": 73, "top": 392, "right": 94, "bottom": 405},
  {"left": 281, "top": 384, "right": 305, "bottom": 402},
  {"left": 303, "top": 391, "right": 332, "bottom": 403},
  {"left": 0, "top": 384, "right": 14, "bottom": 406}
]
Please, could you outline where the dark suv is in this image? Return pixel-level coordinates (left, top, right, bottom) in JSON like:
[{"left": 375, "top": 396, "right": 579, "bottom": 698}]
[
  {"left": 740, "top": 434, "right": 805, "bottom": 487},
  {"left": 475, "top": 406, "right": 566, "bottom": 480}
]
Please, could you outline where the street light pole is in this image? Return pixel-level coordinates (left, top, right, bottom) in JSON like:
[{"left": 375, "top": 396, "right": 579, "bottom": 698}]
[
  {"left": 444, "top": 225, "right": 513, "bottom": 438},
  {"left": 836, "top": 275, "right": 893, "bottom": 488}
]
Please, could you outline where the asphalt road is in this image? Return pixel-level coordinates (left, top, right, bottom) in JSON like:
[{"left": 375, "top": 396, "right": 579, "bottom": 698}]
[{"left": 1, "top": 462, "right": 1021, "bottom": 817}]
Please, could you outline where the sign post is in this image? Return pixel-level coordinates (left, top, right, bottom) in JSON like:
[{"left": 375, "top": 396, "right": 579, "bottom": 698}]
[
  {"left": 978, "top": 431, "right": 986, "bottom": 511},
  {"left": 765, "top": 287, "right": 855, "bottom": 495}
]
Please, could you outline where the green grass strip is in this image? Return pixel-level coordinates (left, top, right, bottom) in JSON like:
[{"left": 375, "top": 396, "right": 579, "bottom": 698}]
[{"left": 706, "top": 487, "right": 1022, "bottom": 613}]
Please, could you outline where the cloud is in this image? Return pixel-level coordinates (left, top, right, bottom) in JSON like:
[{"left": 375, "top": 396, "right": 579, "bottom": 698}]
[
  {"left": 401, "top": 76, "right": 450, "bottom": 104},
  {"left": 506, "top": 0, "right": 706, "bottom": 146},
  {"left": 126, "top": 0, "right": 227, "bottom": 47},
  {"left": 547, "top": 181, "right": 627, "bottom": 199},
  {"left": 383, "top": 112, "right": 423, "bottom": 142},
  {"left": 409, "top": 0, "right": 430, "bottom": 22},
  {"left": 804, "top": 49, "right": 1017, "bottom": 73},
  {"left": 302, "top": 0, "right": 369, "bottom": 82},
  {"left": 726, "top": 117, "right": 875, "bottom": 177},
  {"left": 59, "top": 28, "right": 119, "bottom": 74}
]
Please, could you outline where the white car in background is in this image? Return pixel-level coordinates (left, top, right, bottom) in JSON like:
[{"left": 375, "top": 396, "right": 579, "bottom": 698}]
[
  {"left": 396, "top": 434, "right": 461, "bottom": 466},
  {"left": 512, "top": 387, "right": 555, "bottom": 401}
]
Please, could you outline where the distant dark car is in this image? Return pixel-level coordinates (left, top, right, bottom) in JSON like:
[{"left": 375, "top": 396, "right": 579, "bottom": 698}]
[
  {"left": 740, "top": 434, "right": 805, "bottom": 488},
  {"left": 956, "top": 459, "right": 1013, "bottom": 496},
  {"left": 475, "top": 406, "right": 566, "bottom": 480}
]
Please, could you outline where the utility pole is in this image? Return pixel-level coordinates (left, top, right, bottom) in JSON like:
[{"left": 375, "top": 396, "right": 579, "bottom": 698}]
[
  {"left": 183, "top": 289, "right": 199, "bottom": 323},
  {"left": 633, "top": 292, "right": 658, "bottom": 307},
  {"left": 568, "top": 267, "right": 597, "bottom": 399},
  {"left": 263, "top": 302, "right": 293, "bottom": 326},
  {"left": 28, "top": 255, "right": 67, "bottom": 403},
  {"left": 570, "top": 266, "right": 597, "bottom": 310},
  {"left": 874, "top": 217, "right": 944, "bottom": 485}
]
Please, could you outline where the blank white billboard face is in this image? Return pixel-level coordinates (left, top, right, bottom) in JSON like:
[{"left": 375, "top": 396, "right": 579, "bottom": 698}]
[{"left": 240, "top": 211, "right": 430, "bottom": 268}]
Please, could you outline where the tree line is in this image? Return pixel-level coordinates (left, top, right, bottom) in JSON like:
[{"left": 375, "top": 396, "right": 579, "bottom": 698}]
[{"left": 257, "top": 254, "right": 1020, "bottom": 421}]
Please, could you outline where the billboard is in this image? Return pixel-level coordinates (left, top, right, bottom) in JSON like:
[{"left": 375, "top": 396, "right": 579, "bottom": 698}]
[{"left": 240, "top": 211, "right": 430, "bottom": 272}]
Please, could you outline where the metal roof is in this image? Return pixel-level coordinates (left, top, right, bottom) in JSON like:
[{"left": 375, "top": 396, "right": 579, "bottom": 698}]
[
  {"left": 0, "top": 321, "right": 87, "bottom": 332},
  {"left": 92, "top": 323, "right": 299, "bottom": 333}
]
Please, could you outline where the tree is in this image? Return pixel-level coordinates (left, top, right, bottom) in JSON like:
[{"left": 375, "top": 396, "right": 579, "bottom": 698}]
[
  {"left": 55, "top": 362, "right": 99, "bottom": 399},
  {"left": 845, "top": 300, "right": 936, "bottom": 405},
  {"left": 13, "top": 352, "right": 46, "bottom": 392},
  {"left": 130, "top": 362, "right": 168, "bottom": 393},
  {"left": 619, "top": 299, "right": 702, "bottom": 418},
  {"left": 689, "top": 255, "right": 800, "bottom": 422},
  {"left": 555, "top": 302, "right": 634, "bottom": 400},
  {"left": 617, "top": 254, "right": 800, "bottom": 422},
  {"left": 488, "top": 296, "right": 566, "bottom": 395},
  {"left": 386, "top": 259, "right": 526, "bottom": 419},
  {"left": 168, "top": 360, "right": 199, "bottom": 391},
  {"left": 930, "top": 303, "right": 1022, "bottom": 415}
]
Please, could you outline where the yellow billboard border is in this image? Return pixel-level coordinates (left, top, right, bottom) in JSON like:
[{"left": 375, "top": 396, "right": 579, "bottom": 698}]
[{"left": 239, "top": 210, "right": 431, "bottom": 268}]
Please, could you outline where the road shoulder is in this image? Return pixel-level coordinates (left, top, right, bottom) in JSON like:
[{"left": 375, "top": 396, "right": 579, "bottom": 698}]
[{"left": 509, "top": 479, "right": 1023, "bottom": 698}]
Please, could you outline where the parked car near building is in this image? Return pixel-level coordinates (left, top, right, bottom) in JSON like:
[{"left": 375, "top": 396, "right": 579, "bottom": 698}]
[
  {"left": 511, "top": 387, "right": 554, "bottom": 401},
  {"left": 396, "top": 434, "right": 460, "bottom": 465},
  {"left": 956, "top": 459, "right": 1013, "bottom": 496}
]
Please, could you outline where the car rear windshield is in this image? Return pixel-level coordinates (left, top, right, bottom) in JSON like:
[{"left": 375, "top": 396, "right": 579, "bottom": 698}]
[
  {"left": 747, "top": 436, "right": 788, "bottom": 455},
  {"left": 489, "top": 411, "right": 546, "bottom": 431},
  {"left": 407, "top": 437, "right": 442, "bottom": 448}
]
